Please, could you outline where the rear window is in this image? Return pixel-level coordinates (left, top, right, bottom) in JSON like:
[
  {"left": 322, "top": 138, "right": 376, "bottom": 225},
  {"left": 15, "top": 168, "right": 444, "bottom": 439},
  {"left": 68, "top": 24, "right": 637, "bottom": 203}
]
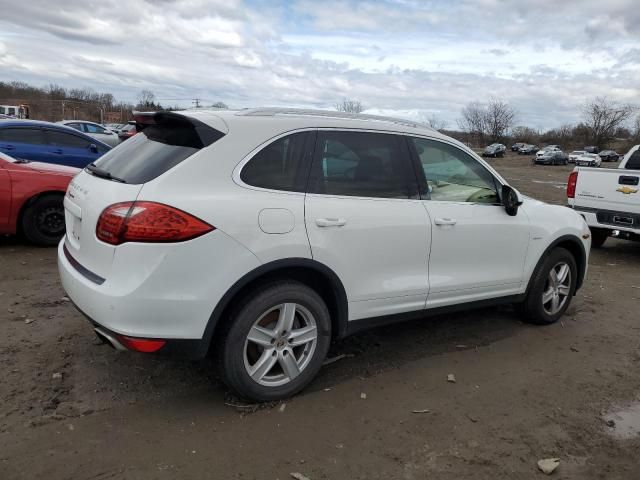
[
  {"left": 91, "top": 116, "right": 224, "bottom": 184},
  {"left": 626, "top": 150, "right": 640, "bottom": 170}
]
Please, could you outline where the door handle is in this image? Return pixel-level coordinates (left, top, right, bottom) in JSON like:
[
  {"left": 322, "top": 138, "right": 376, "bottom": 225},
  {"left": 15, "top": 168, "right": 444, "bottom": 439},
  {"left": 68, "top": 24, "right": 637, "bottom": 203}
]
[
  {"left": 51, "top": 149, "right": 64, "bottom": 155},
  {"left": 315, "top": 218, "right": 346, "bottom": 227},
  {"left": 0, "top": 144, "right": 15, "bottom": 150},
  {"left": 434, "top": 217, "right": 457, "bottom": 226}
]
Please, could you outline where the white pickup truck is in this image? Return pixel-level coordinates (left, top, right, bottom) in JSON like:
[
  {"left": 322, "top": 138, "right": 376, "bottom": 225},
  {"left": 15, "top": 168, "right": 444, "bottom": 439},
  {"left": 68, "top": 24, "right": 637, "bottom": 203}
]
[{"left": 568, "top": 145, "right": 640, "bottom": 247}]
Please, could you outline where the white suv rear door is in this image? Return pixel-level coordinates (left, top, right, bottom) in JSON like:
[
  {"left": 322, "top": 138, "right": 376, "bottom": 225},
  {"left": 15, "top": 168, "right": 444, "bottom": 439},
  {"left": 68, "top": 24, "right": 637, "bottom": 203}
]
[
  {"left": 407, "top": 136, "right": 531, "bottom": 308},
  {"left": 304, "top": 130, "right": 431, "bottom": 320}
]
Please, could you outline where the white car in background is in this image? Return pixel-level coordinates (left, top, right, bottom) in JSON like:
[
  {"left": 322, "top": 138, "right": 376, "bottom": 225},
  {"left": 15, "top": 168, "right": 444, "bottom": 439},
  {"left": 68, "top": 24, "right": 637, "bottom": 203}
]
[
  {"left": 58, "top": 108, "right": 591, "bottom": 401},
  {"left": 57, "top": 120, "right": 121, "bottom": 148},
  {"left": 536, "top": 145, "right": 561, "bottom": 159},
  {"left": 568, "top": 150, "right": 585, "bottom": 163},
  {"left": 575, "top": 152, "right": 602, "bottom": 168}
]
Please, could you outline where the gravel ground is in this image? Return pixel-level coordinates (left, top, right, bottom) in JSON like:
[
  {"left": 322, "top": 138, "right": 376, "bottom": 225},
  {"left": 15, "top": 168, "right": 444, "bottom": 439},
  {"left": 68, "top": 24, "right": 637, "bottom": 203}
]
[{"left": 1, "top": 152, "right": 639, "bottom": 479}]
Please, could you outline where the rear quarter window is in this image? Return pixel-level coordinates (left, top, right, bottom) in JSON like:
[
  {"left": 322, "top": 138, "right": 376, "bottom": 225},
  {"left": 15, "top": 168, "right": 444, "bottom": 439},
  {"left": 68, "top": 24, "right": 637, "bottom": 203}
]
[
  {"left": 626, "top": 150, "right": 640, "bottom": 170},
  {"left": 240, "top": 131, "right": 314, "bottom": 192}
]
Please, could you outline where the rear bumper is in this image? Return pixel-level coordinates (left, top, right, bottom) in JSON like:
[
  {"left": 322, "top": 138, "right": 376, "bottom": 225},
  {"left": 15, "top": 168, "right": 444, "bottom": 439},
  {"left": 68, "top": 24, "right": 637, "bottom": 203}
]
[
  {"left": 572, "top": 206, "right": 640, "bottom": 235},
  {"left": 57, "top": 230, "right": 262, "bottom": 355},
  {"left": 74, "top": 300, "right": 208, "bottom": 359}
]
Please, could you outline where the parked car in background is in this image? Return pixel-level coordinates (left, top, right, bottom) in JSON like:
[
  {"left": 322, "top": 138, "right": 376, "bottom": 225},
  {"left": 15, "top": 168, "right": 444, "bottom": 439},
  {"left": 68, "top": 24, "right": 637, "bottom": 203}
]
[
  {"left": 568, "top": 150, "right": 585, "bottom": 163},
  {"left": 536, "top": 145, "right": 561, "bottom": 159},
  {"left": 58, "top": 108, "right": 590, "bottom": 402},
  {"left": 58, "top": 120, "right": 121, "bottom": 148},
  {"left": 482, "top": 143, "right": 506, "bottom": 157},
  {"left": 535, "top": 150, "right": 568, "bottom": 165},
  {"left": 0, "top": 120, "right": 111, "bottom": 168},
  {"left": 575, "top": 153, "right": 601, "bottom": 167},
  {"left": 584, "top": 146, "right": 599, "bottom": 154},
  {"left": 511, "top": 142, "right": 525, "bottom": 152},
  {"left": 568, "top": 145, "right": 640, "bottom": 247},
  {"left": 518, "top": 144, "right": 538, "bottom": 155},
  {"left": 598, "top": 150, "right": 619, "bottom": 162},
  {"left": 105, "top": 123, "right": 125, "bottom": 134},
  {"left": 118, "top": 121, "right": 137, "bottom": 141},
  {"left": 0, "top": 151, "right": 78, "bottom": 245}
]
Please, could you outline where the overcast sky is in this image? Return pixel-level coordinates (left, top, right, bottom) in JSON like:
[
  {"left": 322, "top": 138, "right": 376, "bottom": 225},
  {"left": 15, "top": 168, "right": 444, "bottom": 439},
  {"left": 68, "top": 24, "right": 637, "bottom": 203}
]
[{"left": 0, "top": 0, "right": 638, "bottom": 129}]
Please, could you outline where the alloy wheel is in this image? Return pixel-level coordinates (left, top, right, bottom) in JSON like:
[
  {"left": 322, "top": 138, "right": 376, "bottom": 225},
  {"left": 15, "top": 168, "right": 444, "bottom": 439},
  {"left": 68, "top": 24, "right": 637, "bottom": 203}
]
[
  {"left": 542, "top": 262, "right": 571, "bottom": 315},
  {"left": 243, "top": 303, "right": 318, "bottom": 387}
]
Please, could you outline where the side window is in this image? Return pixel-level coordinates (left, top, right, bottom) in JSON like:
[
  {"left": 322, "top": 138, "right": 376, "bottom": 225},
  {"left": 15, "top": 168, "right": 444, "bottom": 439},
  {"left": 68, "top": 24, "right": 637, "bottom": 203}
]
[
  {"left": 410, "top": 137, "right": 499, "bottom": 204},
  {"left": 240, "top": 131, "right": 314, "bottom": 192},
  {"left": 84, "top": 123, "right": 106, "bottom": 134},
  {"left": 0, "top": 128, "right": 47, "bottom": 145},
  {"left": 46, "top": 130, "right": 91, "bottom": 148},
  {"left": 626, "top": 150, "right": 640, "bottom": 170},
  {"left": 66, "top": 123, "right": 82, "bottom": 132},
  {"left": 310, "top": 131, "right": 415, "bottom": 199}
]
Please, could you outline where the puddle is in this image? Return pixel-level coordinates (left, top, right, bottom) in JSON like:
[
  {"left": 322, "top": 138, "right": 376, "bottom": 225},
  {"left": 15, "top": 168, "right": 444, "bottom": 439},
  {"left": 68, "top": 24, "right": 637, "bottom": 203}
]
[{"left": 603, "top": 402, "right": 640, "bottom": 440}]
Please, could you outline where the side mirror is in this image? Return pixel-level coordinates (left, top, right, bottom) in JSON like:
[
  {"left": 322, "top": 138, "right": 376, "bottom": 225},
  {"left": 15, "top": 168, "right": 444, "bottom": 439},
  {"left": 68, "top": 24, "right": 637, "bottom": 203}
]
[
  {"left": 501, "top": 185, "right": 523, "bottom": 216},
  {"left": 89, "top": 143, "right": 98, "bottom": 153}
]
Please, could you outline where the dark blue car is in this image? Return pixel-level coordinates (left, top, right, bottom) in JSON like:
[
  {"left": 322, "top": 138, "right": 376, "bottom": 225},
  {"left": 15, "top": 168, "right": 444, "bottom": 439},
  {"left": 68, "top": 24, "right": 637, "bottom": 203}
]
[{"left": 0, "top": 120, "right": 111, "bottom": 168}]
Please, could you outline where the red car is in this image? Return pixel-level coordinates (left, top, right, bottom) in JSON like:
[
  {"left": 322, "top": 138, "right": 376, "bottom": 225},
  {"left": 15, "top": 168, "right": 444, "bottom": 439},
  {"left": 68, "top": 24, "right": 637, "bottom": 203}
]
[{"left": 0, "top": 151, "right": 78, "bottom": 245}]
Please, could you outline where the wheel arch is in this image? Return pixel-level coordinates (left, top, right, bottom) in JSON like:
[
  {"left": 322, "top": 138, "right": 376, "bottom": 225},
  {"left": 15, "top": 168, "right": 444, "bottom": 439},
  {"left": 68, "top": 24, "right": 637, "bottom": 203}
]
[
  {"left": 202, "top": 258, "right": 349, "bottom": 357},
  {"left": 527, "top": 234, "right": 587, "bottom": 294}
]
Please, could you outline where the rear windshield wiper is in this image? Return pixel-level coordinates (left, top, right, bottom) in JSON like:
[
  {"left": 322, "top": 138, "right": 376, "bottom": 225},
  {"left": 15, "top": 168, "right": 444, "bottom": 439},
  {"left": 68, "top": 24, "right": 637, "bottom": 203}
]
[{"left": 86, "top": 163, "right": 127, "bottom": 183}]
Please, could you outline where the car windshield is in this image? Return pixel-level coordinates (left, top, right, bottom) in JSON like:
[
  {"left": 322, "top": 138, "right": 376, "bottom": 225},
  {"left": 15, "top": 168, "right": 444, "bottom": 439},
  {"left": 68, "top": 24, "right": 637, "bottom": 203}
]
[
  {"left": 583, "top": 154, "right": 597, "bottom": 158},
  {"left": 571, "top": 151, "right": 584, "bottom": 155}
]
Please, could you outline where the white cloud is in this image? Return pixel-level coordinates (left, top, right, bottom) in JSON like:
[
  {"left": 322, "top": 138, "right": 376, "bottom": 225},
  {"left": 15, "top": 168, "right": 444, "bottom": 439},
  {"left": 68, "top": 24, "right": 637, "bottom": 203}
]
[{"left": 0, "top": 0, "right": 637, "bottom": 129}]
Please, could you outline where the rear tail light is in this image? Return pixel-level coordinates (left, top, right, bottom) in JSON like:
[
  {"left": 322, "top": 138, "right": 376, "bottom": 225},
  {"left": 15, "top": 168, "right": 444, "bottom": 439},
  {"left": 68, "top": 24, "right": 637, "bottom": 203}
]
[
  {"left": 567, "top": 171, "right": 578, "bottom": 198},
  {"left": 117, "top": 335, "right": 166, "bottom": 353},
  {"left": 96, "top": 201, "right": 214, "bottom": 245}
]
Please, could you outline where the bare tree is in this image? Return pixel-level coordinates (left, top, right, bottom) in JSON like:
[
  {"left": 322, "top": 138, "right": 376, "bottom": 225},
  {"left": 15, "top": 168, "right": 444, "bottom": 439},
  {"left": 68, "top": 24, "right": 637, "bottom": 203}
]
[
  {"left": 426, "top": 115, "right": 448, "bottom": 131},
  {"left": 458, "top": 101, "right": 487, "bottom": 145},
  {"left": 582, "top": 97, "right": 635, "bottom": 147},
  {"left": 137, "top": 89, "right": 156, "bottom": 110},
  {"left": 484, "top": 98, "right": 516, "bottom": 143},
  {"left": 511, "top": 125, "right": 539, "bottom": 144},
  {"left": 211, "top": 101, "right": 228, "bottom": 109},
  {"left": 335, "top": 98, "right": 364, "bottom": 114}
]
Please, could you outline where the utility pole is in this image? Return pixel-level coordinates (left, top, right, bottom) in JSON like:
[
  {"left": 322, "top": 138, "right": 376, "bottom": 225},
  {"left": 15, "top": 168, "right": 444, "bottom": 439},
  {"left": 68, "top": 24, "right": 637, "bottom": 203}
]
[
  {"left": 61, "top": 100, "right": 65, "bottom": 120},
  {"left": 192, "top": 98, "right": 201, "bottom": 108}
]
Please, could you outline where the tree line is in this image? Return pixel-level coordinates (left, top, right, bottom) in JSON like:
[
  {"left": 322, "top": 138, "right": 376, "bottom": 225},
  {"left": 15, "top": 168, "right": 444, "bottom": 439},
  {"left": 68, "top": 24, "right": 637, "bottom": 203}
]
[{"left": 454, "top": 96, "right": 638, "bottom": 149}]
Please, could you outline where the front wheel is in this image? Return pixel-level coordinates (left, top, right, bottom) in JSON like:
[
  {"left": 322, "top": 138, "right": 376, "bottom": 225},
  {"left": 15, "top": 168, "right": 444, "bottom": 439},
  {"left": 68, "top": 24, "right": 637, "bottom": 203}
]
[
  {"left": 218, "top": 281, "right": 331, "bottom": 402},
  {"left": 519, "top": 247, "right": 577, "bottom": 325}
]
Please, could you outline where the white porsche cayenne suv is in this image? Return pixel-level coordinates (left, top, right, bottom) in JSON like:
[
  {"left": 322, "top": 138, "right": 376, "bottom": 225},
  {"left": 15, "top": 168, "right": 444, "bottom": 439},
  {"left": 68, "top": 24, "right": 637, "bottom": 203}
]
[{"left": 58, "top": 109, "right": 591, "bottom": 401}]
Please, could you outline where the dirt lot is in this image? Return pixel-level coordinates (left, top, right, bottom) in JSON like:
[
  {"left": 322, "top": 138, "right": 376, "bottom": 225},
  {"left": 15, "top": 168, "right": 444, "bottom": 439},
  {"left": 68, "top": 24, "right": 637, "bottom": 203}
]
[{"left": 1, "top": 153, "right": 639, "bottom": 479}]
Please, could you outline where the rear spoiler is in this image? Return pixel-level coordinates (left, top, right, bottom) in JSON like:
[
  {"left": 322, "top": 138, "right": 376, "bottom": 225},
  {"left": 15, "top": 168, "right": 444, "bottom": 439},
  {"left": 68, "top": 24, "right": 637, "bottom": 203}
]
[{"left": 132, "top": 111, "right": 225, "bottom": 148}]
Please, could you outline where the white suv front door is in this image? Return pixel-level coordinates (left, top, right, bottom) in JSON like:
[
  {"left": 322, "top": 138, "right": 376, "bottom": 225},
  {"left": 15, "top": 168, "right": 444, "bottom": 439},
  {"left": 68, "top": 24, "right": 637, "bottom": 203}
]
[
  {"left": 305, "top": 130, "right": 431, "bottom": 320},
  {"left": 407, "top": 136, "right": 531, "bottom": 308}
]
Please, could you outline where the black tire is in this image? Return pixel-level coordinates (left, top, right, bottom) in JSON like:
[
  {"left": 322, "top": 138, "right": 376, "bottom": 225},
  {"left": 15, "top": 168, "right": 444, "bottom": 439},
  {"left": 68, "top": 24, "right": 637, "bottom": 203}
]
[
  {"left": 217, "top": 281, "right": 331, "bottom": 402},
  {"left": 21, "top": 194, "right": 66, "bottom": 246},
  {"left": 519, "top": 247, "right": 577, "bottom": 325},
  {"left": 590, "top": 227, "right": 610, "bottom": 248}
]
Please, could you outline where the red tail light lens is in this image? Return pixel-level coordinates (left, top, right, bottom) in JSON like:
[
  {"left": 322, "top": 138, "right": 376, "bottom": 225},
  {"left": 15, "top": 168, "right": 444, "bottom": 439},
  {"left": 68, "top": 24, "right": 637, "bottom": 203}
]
[
  {"left": 117, "top": 335, "right": 166, "bottom": 353},
  {"left": 567, "top": 171, "right": 578, "bottom": 198},
  {"left": 96, "top": 201, "right": 214, "bottom": 245}
]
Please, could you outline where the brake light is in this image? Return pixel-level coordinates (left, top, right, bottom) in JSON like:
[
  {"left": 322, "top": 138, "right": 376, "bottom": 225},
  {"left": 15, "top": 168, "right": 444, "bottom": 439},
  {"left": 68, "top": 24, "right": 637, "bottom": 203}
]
[
  {"left": 567, "top": 171, "right": 578, "bottom": 198},
  {"left": 117, "top": 335, "right": 166, "bottom": 353},
  {"left": 96, "top": 201, "right": 214, "bottom": 245}
]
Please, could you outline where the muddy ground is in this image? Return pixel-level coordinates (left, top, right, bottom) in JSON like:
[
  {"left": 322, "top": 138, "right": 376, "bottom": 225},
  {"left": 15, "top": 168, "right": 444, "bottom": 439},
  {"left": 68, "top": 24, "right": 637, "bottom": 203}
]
[{"left": 1, "top": 152, "right": 639, "bottom": 479}]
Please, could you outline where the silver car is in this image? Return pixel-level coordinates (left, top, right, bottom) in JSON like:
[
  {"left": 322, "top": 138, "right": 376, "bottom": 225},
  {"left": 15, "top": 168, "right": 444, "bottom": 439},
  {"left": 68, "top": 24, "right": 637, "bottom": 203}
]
[{"left": 57, "top": 120, "right": 121, "bottom": 148}]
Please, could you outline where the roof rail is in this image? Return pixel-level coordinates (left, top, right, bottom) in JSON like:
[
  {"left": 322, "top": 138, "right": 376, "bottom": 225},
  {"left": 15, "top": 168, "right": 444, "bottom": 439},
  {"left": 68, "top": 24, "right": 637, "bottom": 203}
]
[{"left": 237, "top": 107, "right": 436, "bottom": 131}]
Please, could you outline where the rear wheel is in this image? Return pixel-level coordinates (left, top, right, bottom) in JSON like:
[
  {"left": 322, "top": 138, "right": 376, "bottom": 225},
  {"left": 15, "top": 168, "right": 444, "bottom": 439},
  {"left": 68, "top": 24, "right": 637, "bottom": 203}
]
[
  {"left": 218, "top": 281, "right": 331, "bottom": 402},
  {"left": 590, "top": 227, "right": 610, "bottom": 248},
  {"left": 21, "top": 194, "right": 66, "bottom": 246},
  {"left": 520, "top": 247, "right": 576, "bottom": 325}
]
